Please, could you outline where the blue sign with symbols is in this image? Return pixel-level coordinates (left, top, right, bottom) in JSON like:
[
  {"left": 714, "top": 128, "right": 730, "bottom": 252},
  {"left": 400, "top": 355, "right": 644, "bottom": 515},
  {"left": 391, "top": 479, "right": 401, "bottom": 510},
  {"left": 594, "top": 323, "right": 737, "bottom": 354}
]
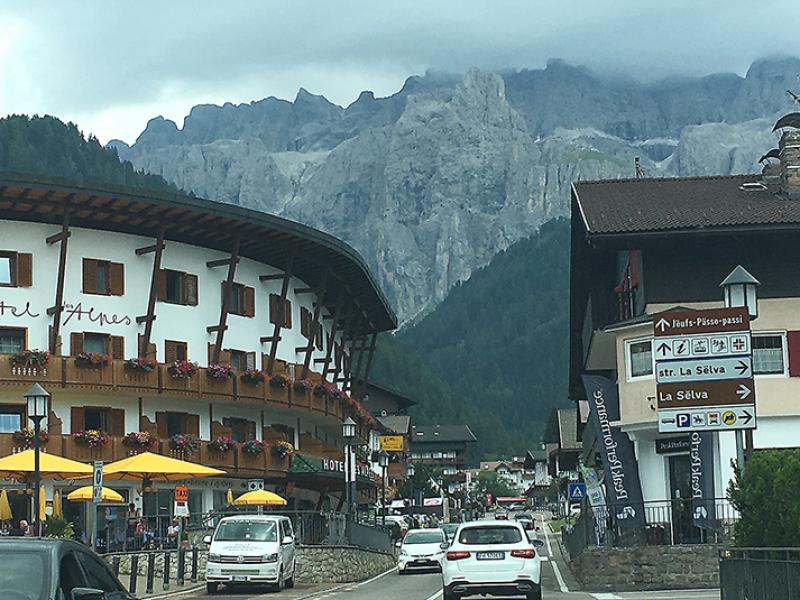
[{"left": 568, "top": 482, "right": 587, "bottom": 502}]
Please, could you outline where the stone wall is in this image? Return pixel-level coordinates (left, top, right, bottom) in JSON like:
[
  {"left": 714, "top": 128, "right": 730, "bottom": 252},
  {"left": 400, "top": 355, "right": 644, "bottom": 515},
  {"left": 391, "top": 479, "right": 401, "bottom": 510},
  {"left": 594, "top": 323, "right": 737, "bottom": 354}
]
[
  {"left": 571, "top": 545, "right": 720, "bottom": 591},
  {"left": 296, "top": 546, "right": 396, "bottom": 584}
]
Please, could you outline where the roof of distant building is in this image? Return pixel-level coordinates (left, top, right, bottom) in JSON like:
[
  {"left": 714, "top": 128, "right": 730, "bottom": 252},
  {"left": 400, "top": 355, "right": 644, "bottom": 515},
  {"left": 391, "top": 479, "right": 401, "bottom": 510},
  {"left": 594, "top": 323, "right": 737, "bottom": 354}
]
[
  {"left": 480, "top": 461, "right": 522, "bottom": 472},
  {"left": 572, "top": 174, "right": 800, "bottom": 236},
  {"left": 557, "top": 408, "right": 582, "bottom": 451},
  {"left": 378, "top": 415, "right": 411, "bottom": 435},
  {"left": 366, "top": 381, "right": 417, "bottom": 409},
  {"left": 411, "top": 425, "right": 477, "bottom": 443}
]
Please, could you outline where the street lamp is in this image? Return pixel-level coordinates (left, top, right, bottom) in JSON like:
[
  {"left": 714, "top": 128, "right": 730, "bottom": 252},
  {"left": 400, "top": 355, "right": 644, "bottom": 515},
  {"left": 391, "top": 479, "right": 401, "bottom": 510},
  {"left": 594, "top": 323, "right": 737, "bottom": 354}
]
[
  {"left": 720, "top": 265, "right": 760, "bottom": 320},
  {"left": 342, "top": 418, "right": 356, "bottom": 516},
  {"left": 378, "top": 450, "right": 389, "bottom": 526},
  {"left": 25, "top": 383, "right": 50, "bottom": 537},
  {"left": 406, "top": 463, "right": 415, "bottom": 518}
]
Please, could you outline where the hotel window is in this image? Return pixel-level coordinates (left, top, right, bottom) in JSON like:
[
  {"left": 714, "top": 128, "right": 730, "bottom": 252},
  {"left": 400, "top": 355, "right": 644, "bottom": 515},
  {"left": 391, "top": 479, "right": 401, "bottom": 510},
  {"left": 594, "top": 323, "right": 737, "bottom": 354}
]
[
  {"left": 71, "top": 406, "right": 124, "bottom": 435},
  {"left": 224, "top": 417, "right": 256, "bottom": 443},
  {"left": 84, "top": 407, "right": 111, "bottom": 432},
  {"left": 269, "top": 294, "right": 292, "bottom": 328},
  {"left": 228, "top": 350, "right": 255, "bottom": 373},
  {"left": 0, "top": 328, "right": 25, "bottom": 353},
  {"left": 155, "top": 411, "right": 199, "bottom": 439},
  {"left": 225, "top": 282, "right": 255, "bottom": 317},
  {"left": 157, "top": 269, "right": 198, "bottom": 306},
  {"left": 752, "top": 334, "right": 786, "bottom": 375},
  {"left": 627, "top": 339, "right": 653, "bottom": 379},
  {"left": 83, "top": 258, "right": 124, "bottom": 295},
  {"left": 71, "top": 332, "right": 124, "bottom": 359},
  {"left": 165, "top": 340, "right": 188, "bottom": 363},
  {"left": 0, "top": 252, "right": 32, "bottom": 287},
  {"left": 0, "top": 405, "right": 24, "bottom": 433}
]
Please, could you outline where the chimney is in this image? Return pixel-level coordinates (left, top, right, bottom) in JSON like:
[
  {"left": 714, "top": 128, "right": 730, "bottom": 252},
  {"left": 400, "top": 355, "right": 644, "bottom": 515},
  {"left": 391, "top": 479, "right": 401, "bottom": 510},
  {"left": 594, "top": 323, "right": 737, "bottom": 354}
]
[{"left": 780, "top": 130, "right": 800, "bottom": 198}]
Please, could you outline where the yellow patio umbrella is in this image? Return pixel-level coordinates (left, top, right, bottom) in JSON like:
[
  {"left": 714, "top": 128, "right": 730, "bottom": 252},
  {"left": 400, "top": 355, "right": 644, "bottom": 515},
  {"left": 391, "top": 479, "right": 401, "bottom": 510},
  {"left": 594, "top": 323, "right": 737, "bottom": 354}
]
[
  {"left": 0, "top": 450, "right": 93, "bottom": 480},
  {"left": 226, "top": 488, "right": 234, "bottom": 506},
  {"left": 233, "top": 489, "right": 287, "bottom": 507},
  {"left": 0, "top": 490, "right": 13, "bottom": 522},
  {"left": 66, "top": 486, "right": 125, "bottom": 503},
  {"left": 102, "top": 452, "right": 226, "bottom": 481},
  {"left": 38, "top": 486, "right": 46, "bottom": 522},
  {"left": 52, "top": 490, "right": 63, "bottom": 518}
]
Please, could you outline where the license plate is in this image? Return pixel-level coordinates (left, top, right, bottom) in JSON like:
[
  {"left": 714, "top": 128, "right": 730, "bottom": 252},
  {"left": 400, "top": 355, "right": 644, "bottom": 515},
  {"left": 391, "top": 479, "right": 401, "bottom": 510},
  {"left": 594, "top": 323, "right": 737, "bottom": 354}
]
[
  {"left": 476, "top": 551, "right": 504, "bottom": 560},
  {"left": 232, "top": 575, "right": 248, "bottom": 582}
]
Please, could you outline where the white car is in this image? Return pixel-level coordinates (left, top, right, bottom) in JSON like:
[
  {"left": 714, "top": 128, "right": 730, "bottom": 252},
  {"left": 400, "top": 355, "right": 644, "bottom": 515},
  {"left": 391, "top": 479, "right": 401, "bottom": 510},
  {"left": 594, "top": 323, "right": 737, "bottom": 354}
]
[
  {"left": 442, "top": 521, "right": 544, "bottom": 600},
  {"left": 398, "top": 528, "right": 447, "bottom": 574},
  {"left": 203, "top": 515, "right": 297, "bottom": 594}
]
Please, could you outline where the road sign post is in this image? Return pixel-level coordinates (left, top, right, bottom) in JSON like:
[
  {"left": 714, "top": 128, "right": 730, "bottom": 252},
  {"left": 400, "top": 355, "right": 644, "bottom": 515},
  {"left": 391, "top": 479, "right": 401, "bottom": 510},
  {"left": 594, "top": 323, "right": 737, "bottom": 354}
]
[{"left": 568, "top": 482, "right": 587, "bottom": 502}]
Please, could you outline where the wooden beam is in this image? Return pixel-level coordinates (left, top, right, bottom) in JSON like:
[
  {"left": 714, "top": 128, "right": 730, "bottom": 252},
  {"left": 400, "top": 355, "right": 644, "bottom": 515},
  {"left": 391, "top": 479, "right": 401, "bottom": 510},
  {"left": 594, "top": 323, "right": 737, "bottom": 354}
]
[
  {"left": 260, "top": 335, "right": 281, "bottom": 344},
  {"left": 301, "top": 272, "right": 328, "bottom": 380},
  {"left": 206, "top": 256, "right": 240, "bottom": 268},
  {"left": 322, "top": 298, "right": 346, "bottom": 381},
  {"left": 140, "top": 227, "right": 165, "bottom": 357},
  {"left": 45, "top": 230, "right": 71, "bottom": 245},
  {"left": 49, "top": 200, "right": 72, "bottom": 355},
  {"left": 135, "top": 315, "right": 156, "bottom": 325},
  {"left": 347, "top": 333, "right": 368, "bottom": 393},
  {"left": 266, "top": 254, "right": 294, "bottom": 374},
  {"left": 314, "top": 358, "right": 331, "bottom": 365},
  {"left": 212, "top": 237, "right": 241, "bottom": 363},
  {"left": 294, "top": 287, "right": 314, "bottom": 295},
  {"left": 356, "top": 331, "right": 378, "bottom": 397},
  {"left": 259, "top": 273, "right": 286, "bottom": 282},
  {"left": 135, "top": 242, "right": 165, "bottom": 256},
  {"left": 332, "top": 304, "right": 356, "bottom": 385},
  {"left": 207, "top": 325, "right": 228, "bottom": 333},
  {"left": 295, "top": 346, "right": 310, "bottom": 354}
]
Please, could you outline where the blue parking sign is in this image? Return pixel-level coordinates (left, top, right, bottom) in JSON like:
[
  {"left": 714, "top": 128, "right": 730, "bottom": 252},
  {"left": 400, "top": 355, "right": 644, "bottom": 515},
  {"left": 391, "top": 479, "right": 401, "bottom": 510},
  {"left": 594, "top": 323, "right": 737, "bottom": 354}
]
[{"left": 568, "top": 483, "right": 587, "bottom": 502}]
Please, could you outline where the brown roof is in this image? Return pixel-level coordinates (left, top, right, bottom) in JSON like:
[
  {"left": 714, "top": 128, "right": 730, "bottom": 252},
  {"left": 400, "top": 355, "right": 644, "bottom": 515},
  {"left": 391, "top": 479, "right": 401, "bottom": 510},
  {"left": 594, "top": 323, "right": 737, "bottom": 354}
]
[{"left": 573, "top": 175, "right": 800, "bottom": 236}]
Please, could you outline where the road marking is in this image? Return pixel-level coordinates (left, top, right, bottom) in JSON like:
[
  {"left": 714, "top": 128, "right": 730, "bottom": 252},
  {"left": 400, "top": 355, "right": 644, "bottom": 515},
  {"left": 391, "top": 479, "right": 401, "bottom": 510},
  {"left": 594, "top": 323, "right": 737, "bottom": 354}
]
[
  {"left": 539, "top": 514, "right": 569, "bottom": 594},
  {"left": 590, "top": 594, "right": 623, "bottom": 599},
  {"left": 353, "top": 566, "right": 398, "bottom": 587},
  {"left": 423, "top": 590, "right": 443, "bottom": 600}
]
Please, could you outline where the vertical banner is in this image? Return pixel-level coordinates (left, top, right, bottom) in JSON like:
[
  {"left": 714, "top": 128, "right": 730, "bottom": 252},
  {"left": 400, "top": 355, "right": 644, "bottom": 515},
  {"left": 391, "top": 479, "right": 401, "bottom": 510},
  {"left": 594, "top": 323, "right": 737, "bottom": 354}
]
[
  {"left": 690, "top": 432, "right": 717, "bottom": 529},
  {"left": 582, "top": 375, "right": 646, "bottom": 529}
]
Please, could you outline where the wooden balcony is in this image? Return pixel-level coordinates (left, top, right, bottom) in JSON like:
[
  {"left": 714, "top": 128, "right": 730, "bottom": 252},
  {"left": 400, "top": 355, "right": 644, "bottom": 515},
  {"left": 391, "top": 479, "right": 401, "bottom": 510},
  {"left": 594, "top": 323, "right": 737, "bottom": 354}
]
[
  {"left": 64, "top": 358, "right": 115, "bottom": 388},
  {"left": 114, "top": 361, "right": 160, "bottom": 392},
  {"left": 266, "top": 383, "right": 290, "bottom": 405},
  {"left": 0, "top": 357, "right": 63, "bottom": 388},
  {"left": 159, "top": 364, "right": 201, "bottom": 396},
  {"left": 237, "top": 376, "right": 266, "bottom": 404},
  {"left": 310, "top": 391, "right": 326, "bottom": 413},
  {"left": 292, "top": 387, "right": 311, "bottom": 410},
  {"left": 200, "top": 373, "right": 235, "bottom": 400}
]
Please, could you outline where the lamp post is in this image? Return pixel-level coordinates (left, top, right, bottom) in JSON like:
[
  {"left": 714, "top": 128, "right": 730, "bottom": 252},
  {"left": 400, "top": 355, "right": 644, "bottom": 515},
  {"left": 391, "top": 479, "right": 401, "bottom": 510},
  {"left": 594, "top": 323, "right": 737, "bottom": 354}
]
[
  {"left": 25, "top": 383, "right": 50, "bottom": 537},
  {"left": 342, "top": 418, "right": 356, "bottom": 516},
  {"left": 720, "top": 265, "right": 760, "bottom": 467},
  {"left": 406, "top": 463, "right": 415, "bottom": 520},
  {"left": 378, "top": 450, "right": 389, "bottom": 526}
]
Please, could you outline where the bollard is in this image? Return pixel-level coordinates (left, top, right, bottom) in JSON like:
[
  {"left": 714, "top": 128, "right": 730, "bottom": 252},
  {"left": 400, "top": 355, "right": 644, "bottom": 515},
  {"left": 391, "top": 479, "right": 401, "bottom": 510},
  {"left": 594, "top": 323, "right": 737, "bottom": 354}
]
[
  {"left": 163, "top": 551, "right": 171, "bottom": 591},
  {"left": 111, "top": 556, "right": 120, "bottom": 578},
  {"left": 177, "top": 547, "right": 185, "bottom": 586},
  {"left": 146, "top": 553, "right": 155, "bottom": 595},
  {"left": 128, "top": 555, "right": 138, "bottom": 595},
  {"left": 190, "top": 547, "right": 198, "bottom": 583}
]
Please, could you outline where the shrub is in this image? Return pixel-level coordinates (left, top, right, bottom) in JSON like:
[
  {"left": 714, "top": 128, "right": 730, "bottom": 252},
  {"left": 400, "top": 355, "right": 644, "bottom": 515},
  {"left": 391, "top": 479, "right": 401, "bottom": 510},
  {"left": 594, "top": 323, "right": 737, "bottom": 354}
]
[{"left": 45, "top": 515, "right": 74, "bottom": 539}]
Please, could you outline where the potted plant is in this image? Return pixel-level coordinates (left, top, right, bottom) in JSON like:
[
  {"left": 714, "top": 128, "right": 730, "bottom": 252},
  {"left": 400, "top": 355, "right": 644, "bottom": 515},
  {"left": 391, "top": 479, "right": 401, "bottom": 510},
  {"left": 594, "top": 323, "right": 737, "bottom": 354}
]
[
  {"left": 271, "top": 440, "right": 294, "bottom": 459},
  {"left": 208, "top": 436, "right": 237, "bottom": 453},
  {"left": 207, "top": 362, "right": 235, "bottom": 380},
  {"left": 312, "top": 382, "right": 327, "bottom": 397},
  {"left": 10, "top": 349, "right": 50, "bottom": 368},
  {"left": 75, "top": 352, "right": 111, "bottom": 368},
  {"left": 13, "top": 427, "right": 48, "bottom": 449},
  {"left": 241, "top": 369, "right": 266, "bottom": 384},
  {"left": 75, "top": 429, "right": 110, "bottom": 448},
  {"left": 168, "top": 359, "right": 198, "bottom": 380},
  {"left": 124, "top": 357, "right": 157, "bottom": 372},
  {"left": 269, "top": 373, "right": 291, "bottom": 388},
  {"left": 122, "top": 431, "right": 157, "bottom": 449},
  {"left": 241, "top": 439, "right": 266, "bottom": 455},
  {"left": 169, "top": 433, "right": 200, "bottom": 453},
  {"left": 327, "top": 386, "right": 344, "bottom": 401},
  {"left": 294, "top": 379, "right": 314, "bottom": 393}
]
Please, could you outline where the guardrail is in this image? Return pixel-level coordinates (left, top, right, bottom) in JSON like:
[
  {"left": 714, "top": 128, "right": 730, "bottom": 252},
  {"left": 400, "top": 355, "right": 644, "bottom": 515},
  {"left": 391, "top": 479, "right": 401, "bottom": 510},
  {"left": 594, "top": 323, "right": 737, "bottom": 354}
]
[
  {"left": 104, "top": 547, "right": 202, "bottom": 595},
  {"left": 719, "top": 547, "right": 800, "bottom": 600}
]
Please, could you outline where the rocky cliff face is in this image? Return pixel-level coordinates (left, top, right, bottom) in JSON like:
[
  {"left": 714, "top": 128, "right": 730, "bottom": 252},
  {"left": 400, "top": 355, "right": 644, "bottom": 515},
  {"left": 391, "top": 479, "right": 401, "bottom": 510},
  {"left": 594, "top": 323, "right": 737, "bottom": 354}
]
[{"left": 114, "top": 56, "right": 800, "bottom": 320}]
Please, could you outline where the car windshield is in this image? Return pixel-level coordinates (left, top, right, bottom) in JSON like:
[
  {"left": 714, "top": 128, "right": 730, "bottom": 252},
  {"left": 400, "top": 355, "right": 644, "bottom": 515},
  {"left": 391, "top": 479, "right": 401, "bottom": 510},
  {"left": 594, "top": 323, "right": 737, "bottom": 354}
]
[
  {"left": 403, "top": 531, "right": 444, "bottom": 544},
  {"left": 214, "top": 521, "right": 278, "bottom": 542},
  {"left": 458, "top": 526, "right": 523, "bottom": 545},
  {"left": 0, "top": 552, "right": 47, "bottom": 600}
]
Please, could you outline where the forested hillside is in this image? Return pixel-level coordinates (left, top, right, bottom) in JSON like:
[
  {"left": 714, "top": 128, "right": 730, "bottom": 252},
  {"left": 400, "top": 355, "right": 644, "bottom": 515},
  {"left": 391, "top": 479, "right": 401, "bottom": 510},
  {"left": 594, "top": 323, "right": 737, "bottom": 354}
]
[
  {"left": 372, "top": 218, "right": 570, "bottom": 456},
  {"left": 0, "top": 115, "right": 180, "bottom": 192}
]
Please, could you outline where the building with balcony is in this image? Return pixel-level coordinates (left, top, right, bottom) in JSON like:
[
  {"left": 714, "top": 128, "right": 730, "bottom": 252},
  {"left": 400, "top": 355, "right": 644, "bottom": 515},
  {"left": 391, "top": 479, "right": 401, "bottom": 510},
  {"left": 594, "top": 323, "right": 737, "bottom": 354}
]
[
  {"left": 409, "top": 424, "right": 477, "bottom": 473},
  {"left": 0, "top": 173, "right": 396, "bottom": 520},
  {"left": 569, "top": 121, "right": 800, "bottom": 516}
]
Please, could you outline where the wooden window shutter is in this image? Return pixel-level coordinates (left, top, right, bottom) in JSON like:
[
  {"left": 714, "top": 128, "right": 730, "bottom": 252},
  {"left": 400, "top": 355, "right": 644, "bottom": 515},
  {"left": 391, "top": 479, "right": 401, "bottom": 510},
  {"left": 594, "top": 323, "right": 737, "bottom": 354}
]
[
  {"left": 247, "top": 421, "right": 257, "bottom": 441},
  {"left": 82, "top": 258, "right": 97, "bottom": 294},
  {"left": 315, "top": 322, "right": 323, "bottom": 350},
  {"left": 156, "top": 412, "right": 168, "bottom": 439},
  {"left": 16, "top": 253, "right": 32, "bottom": 287},
  {"left": 788, "top": 331, "right": 800, "bottom": 377},
  {"left": 165, "top": 340, "right": 178, "bottom": 364},
  {"left": 207, "top": 343, "right": 216, "bottom": 364},
  {"left": 186, "top": 414, "right": 200, "bottom": 436},
  {"left": 71, "top": 332, "right": 84, "bottom": 355},
  {"left": 284, "top": 299, "right": 293, "bottom": 328},
  {"left": 300, "top": 308, "right": 311, "bottom": 338},
  {"left": 269, "top": 294, "right": 279, "bottom": 325},
  {"left": 109, "top": 262, "right": 125, "bottom": 295},
  {"left": 110, "top": 336, "right": 124, "bottom": 360},
  {"left": 219, "top": 349, "right": 232, "bottom": 364},
  {"left": 243, "top": 286, "right": 255, "bottom": 317},
  {"left": 246, "top": 352, "right": 257, "bottom": 370},
  {"left": 71, "top": 407, "right": 85, "bottom": 433},
  {"left": 155, "top": 269, "right": 167, "bottom": 301},
  {"left": 110, "top": 409, "right": 125, "bottom": 436},
  {"left": 184, "top": 274, "right": 198, "bottom": 306}
]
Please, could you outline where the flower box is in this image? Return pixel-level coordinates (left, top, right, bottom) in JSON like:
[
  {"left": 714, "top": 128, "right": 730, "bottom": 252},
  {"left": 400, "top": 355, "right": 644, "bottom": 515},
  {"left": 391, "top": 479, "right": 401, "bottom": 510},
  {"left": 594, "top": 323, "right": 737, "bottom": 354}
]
[
  {"left": 75, "top": 352, "right": 111, "bottom": 368},
  {"left": 10, "top": 349, "right": 49, "bottom": 368},
  {"left": 159, "top": 364, "right": 200, "bottom": 395},
  {"left": 267, "top": 374, "right": 290, "bottom": 405},
  {"left": 13, "top": 427, "right": 48, "bottom": 449},
  {"left": 115, "top": 360, "right": 159, "bottom": 391},
  {"left": 122, "top": 431, "right": 157, "bottom": 450},
  {"left": 65, "top": 357, "right": 114, "bottom": 387},
  {"left": 169, "top": 434, "right": 200, "bottom": 453},
  {"left": 75, "top": 429, "right": 110, "bottom": 448},
  {"left": 208, "top": 436, "right": 237, "bottom": 453}
]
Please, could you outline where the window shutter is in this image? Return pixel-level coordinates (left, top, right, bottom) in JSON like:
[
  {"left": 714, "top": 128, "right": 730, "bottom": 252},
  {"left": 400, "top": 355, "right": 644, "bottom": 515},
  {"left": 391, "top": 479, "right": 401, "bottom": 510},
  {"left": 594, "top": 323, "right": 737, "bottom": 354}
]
[
  {"left": 156, "top": 412, "right": 168, "bottom": 439},
  {"left": 82, "top": 258, "right": 97, "bottom": 294},
  {"left": 246, "top": 352, "right": 257, "bottom": 370},
  {"left": 186, "top": 414, "right": 200, "bottom": 436},
  {"left": 155, "top": 269, "right": 167, "bottom": 301},
  {"left": 165, "top": 341, "right": 178, "bottom": 364},
  {"left": 269, "top": 294, "right": 279, "bottom": 325},
  {"left": 219, "top": 349, "right": 232, "bottom": 364},
  {"left": 71, "top": 332, "right": 84, "bottom": 355},
  {"left": 284, "top": 299, "right": 293, "bottom": 328},
  {"left": 110, "top": 336, "right": 124, "bottom": 360},
  {"left": 243, "top": 286, "right": 255, "bottom": 317},
  {"left": 109, "top": 262, "right": 124, "bottom": 296},
  {"left": 16, "top": 253, "right": 32, "bottom": 287},
  {"left": 184, "top": 274, "right": 198, "bottom": 306},
  {"left": 315, "top": 322, "right": 323, "bottom": 350},
  {"left": 71, "top": 407, "right": 85, "bottom": 434},
  {"left": 788, "top": 331, "right": 800, "bottom": 377},
  {"left": 207, "top": 343, "right": 216, "bottom": 364},
  {"left": 110, "top": 409, "right": 125, "bottom": 436},
  {"left": 247, "top": 421, "right": 257, "bottom": 441},
  {"left": 300, "top": 308, "right": 310, "bottom": 338}
]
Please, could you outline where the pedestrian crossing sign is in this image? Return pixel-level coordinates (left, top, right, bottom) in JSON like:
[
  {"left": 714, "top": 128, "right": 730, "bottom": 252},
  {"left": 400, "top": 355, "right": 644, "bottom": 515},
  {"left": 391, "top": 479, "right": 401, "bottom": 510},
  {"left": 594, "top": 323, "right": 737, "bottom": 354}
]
[{"left": 568, "top": 482, "right": 587, "bottom": 502}]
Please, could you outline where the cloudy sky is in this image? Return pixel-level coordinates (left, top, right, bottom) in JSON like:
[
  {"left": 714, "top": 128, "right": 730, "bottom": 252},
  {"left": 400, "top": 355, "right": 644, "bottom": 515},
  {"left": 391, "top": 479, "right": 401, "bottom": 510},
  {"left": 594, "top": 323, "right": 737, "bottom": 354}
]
[{"left": 1, "top": 1, "right": 798, "bottom": 144}]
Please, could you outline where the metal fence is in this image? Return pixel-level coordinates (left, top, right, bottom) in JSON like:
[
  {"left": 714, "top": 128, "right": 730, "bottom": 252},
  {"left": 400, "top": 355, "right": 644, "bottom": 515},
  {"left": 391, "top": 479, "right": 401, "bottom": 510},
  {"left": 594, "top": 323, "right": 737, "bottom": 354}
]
[
  {"left": 720, "top": 548, "right": 800, "bottom": 600},
  {"left": 562, "top": 497, "right": 738, "bottom": 560}
]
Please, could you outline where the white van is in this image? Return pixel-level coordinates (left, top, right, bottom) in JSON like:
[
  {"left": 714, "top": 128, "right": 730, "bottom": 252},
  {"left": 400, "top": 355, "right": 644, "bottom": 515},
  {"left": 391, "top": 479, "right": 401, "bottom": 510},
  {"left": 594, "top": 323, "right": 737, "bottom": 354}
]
[{"left": 203, "top": 515, "right": 297, "bottom": 594}]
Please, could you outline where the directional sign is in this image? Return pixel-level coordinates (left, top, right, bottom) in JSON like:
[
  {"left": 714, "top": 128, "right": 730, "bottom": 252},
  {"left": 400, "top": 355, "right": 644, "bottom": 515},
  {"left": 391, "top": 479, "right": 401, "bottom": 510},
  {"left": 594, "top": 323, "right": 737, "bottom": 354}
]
[
  {"left": 654, "top": 307, "right": 749, "bottom": 337},
  {"left": 568, "top": 482, "right": 587, "bottom": 502},
  {"left": 92, "top": 461, "right": 104, "bottom": 504},
  {"left": 658, "top": 404, "right": 756, "bottom": 433},
  {"left": 653, "top": 333, "right": 750, "bottom": 360},
  {"left": 656, "top": 356, "right": 752, "bottom": 384},
  {"left": 657, "top": 379, "right": 755, "bottom": 409}
]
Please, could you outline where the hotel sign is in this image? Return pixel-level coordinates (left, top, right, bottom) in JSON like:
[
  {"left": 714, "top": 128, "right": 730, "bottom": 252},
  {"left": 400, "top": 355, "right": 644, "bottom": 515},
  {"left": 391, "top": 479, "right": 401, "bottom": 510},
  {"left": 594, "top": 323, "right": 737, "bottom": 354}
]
[{"left": 379, "top": 435, "right": 405, "bottom": 452}]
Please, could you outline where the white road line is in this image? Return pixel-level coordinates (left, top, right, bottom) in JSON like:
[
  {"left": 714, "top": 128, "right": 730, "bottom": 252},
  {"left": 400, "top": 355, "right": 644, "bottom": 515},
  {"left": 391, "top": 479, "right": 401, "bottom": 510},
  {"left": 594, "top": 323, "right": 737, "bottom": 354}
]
[
  {"left": 540, "top": 514, "right": 569, "bottom": 594},
  {"left": 590, "top": 594, "right": 623, "bottom": 599},
  {"left": 423, "top": 590, "right": 443, "bottom": 600},
  {"left": 354, "top": 566, "right": 398, "bottom": 587}
]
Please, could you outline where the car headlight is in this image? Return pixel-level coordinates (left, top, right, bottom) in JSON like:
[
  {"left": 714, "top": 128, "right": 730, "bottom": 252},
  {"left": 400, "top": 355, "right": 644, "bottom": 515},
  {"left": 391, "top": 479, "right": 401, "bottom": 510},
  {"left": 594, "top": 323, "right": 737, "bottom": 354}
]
[
  {"left": 262, "top": 553, "right": 279, "bottom": 563},
  {"left": 208, "top": 554, "right": 221, "bottom": 563}
]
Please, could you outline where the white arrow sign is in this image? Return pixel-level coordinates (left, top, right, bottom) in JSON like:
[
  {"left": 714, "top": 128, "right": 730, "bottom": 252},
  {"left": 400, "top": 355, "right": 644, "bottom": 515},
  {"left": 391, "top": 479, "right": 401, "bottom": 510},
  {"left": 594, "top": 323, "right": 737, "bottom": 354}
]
[
  {"left": 736, "top": 384, "right": 752, "bottom": 401},
  {"left": 656, "top": 318, "right": 670, "bottom": 332}
]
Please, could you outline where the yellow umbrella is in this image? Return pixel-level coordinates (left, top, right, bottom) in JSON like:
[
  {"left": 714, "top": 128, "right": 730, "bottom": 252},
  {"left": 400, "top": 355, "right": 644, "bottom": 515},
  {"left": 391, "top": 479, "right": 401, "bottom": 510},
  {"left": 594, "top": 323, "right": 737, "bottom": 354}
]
[
  {"left": 0, "top": 490, "right": 13, "bottom": 522},
  {"left": 226, "top": 488, "right": 234, "bottom": 506},
  {"left": 66, "top": 486, "right": 125, "bottom": 503},
  {"left": 0, "top": 450, "right": 93, "bottom": 480},
  {"left": 39, "top": 486, "right": 46, "bottom": 522},
  {"left": 102, "top": 451, "right": 225, "bottom": 481},
  {"left": 52, "top": 490, "right": 63, "bottom": 518},
  {"left": 233, "top": 489, "right": 287, "bottom": 507}
]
